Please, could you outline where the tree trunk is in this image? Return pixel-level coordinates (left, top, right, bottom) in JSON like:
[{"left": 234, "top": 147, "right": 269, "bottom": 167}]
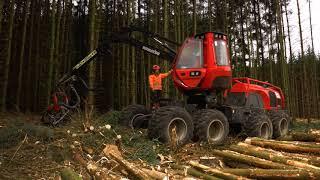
[
  {"left": 163, "top": 0, "right": 169, "bottom": 97},
  {"left": 33, "top": 0, "right": 42, "bottom": 111},
  {"left": 211, "top": 150, "right": 291, "bottom": 169},
  {"left": 188, "top": 161, "right": 248, "bottom": 180},
  {"left": 1, "top": 0, "right": 15, "bottom": 111},
  {"left": 208, "top": 0, "right": 212, "bottom": 31},
  {"left": 131, "top": 0, "right": 136, "bottom": 104},
  {"left": 308, "top": 0, "right": 314, "bottom": 53},
  {"left": 0, "top": 0, "right": 3, "bottom": 34},
  {"left": 25, "top": 0, "right": 35, "bottom": 111},
  {"left": 53, "top": 0, "right": 62, "bottom": 85},
  {"left": 192, "top": 0, "right": 196, "bottom": 34},
  {"left": 284, "top": 0, "right": 296, "bottom": 118},
  {"left": 257, "top": 2, "right": 265, "bottom": 67},
  {"left": 16, "top": 0, "right": 30, "bottom": 111},
  {"left": 47, "top": 0, "right": 57, "bottom": 107},
  {"left": 296, "top": 0, "right": 304, "bottom": 56},
  {"left": 88, "top": 0, "right": 97, "bottom": 107},
  {"left": 221, "top": 169, "right": 315, "bottom": 179},
  {"left": 245, "top": 137, "right": 320, "bottom": 154},
  {"left": 276, "top": 0, "right": 289, "bottom": 112}
]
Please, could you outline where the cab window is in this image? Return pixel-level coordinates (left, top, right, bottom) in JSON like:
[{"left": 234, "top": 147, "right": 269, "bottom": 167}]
[
  {"left": 269, "top": 91, "right": 277, "bottom": 107},
  {"left": 246, "top": 93, "right": 264, "bottom": 108},
  {"left": 226, "top": 92, "right": 246, "bottom": 106},
  {"left": 176, "top": 39, "right": 203, "bottom": 69},
  {"left": 214, "top": 40, "right": 229, "bottom": 66}
]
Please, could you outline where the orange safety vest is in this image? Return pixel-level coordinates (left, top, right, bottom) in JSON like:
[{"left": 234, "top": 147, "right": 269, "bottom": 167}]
[{"left": 149, "top": 73, "right": 169, "bottom": 90}]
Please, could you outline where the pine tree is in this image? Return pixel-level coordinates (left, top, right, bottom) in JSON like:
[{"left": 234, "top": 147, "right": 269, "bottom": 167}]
[
  {"left": 88, "top": 0, "right": 97, "bottom": 107},
  {"left": 16, "top": 0, "right": 31, "bottom": 111},
  {"left": 1, "top": 0, "right": 15, "bottom": 111}
]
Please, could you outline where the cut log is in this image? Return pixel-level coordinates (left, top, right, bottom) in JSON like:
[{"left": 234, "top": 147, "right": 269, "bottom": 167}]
[
  {"left": 237, "top": 142, "right": 320, "bottom": 167},
  {"left": 211, "top": 150, "right": 292, "bottom": 169},
  {"left": 236, "top": 142, "right": 320, "bottom": 167},
  {"left": 108, "top": 153, "right": 150, "bottom": 179},
  {"left": 272, "top": 136, "right": 320, "bottom": 148},
  {"left": 141, "top": 168, "right": 169, "bottom": 180},
  {"left": 170, "top": 164, "right": 221, "bottom": 180},
  {"left": 188, "top": 160, "right": 250, "bottom": 180},
  {"left": 248, "top": 137, "right": 320, "bottom": 148},
  {"left": 230, "top": 143, "right": 320, "bottom": 175},
  {"left": 103, "top": 145, "right": 150, "bottom": 179},
  {"left": 281, "top": 132, "right": 320, "bottom": 143},
  {"left": 245, "top": 137, "right": 320, "bottom": 154},
  {"left": 221, "top": 169, "right": 317, "bottom": 179}
]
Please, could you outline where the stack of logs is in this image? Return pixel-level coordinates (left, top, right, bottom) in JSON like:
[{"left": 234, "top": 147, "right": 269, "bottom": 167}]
[
  {"left": 179, "top": 131, "right": 320, "bottom": 179},
  {"left": 72, "top": 131, "right": 320, "bottom": 179}
]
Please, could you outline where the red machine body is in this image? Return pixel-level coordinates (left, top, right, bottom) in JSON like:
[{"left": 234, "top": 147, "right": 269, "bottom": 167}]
[
  {"left": 47, "top": 92, "right": 69, "bottom": 112},
  {"left": 229, "top": 78, "right": 285, "bottom": 110},
  {"left": 172, "top": 32, "right": 232, "bottom": 95}
]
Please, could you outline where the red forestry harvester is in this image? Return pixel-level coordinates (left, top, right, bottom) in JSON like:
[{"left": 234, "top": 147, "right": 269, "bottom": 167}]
[{"left": 42, "top": 27, "right": 290, "bottom": 146}]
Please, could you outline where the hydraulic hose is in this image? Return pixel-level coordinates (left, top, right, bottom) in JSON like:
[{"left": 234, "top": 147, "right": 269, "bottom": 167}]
[{"left": 61, "top": 85, "right": 80, "bottom": 109}]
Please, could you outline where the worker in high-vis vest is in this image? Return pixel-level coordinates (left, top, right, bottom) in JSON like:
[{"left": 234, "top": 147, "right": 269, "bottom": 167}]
[{"left": 149, "top": 65, "right": 172, "bottom": 108}]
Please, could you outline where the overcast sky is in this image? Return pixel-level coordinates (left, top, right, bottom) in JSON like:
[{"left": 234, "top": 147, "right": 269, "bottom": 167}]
[{"left": 287, "top": 0, "right": 320, "bottom": 55}]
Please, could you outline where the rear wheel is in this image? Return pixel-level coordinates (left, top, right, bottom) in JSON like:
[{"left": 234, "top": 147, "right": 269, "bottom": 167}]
[
  {"left": 244, "top": 113, "right": 273, "bottom": 139},
  {"left": 148, "top": 106, "right": 193, "bottom": 146},
  {"left": 119, "top": 104, "right": 150, "bottom": 128},
  {"left": 269, "top": 111, "right": 290, "bottom": 138},
  {"left": 193, "top": 109, "right": 229, "bottom": 145}
]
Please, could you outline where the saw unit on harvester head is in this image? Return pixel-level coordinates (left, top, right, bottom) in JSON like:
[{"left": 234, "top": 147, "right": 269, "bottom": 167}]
[{"left": 42, "top": 26, "right": 290, "bottom": 146}]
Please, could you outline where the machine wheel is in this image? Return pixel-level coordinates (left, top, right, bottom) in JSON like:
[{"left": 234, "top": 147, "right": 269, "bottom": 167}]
[
  {"left": 193, "top": 109, "right": 229, "bottom": 145},
  {"left": 244, "top": 113, "right": 273, "bottom": 139},
  {"left": 148, "top": 106, "right": 193, "bottom": 146},
  {"left": 119, "top": 104, "right": 150, "bottom": 128},
  {"left": 269, "top": 111, "right": 290, "bottom": 138}
]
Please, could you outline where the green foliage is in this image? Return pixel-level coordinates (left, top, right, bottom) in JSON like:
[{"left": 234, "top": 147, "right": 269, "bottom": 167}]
[
  {"left": 0, "top": 125, "right": 25, "bottom": 148},
  {"left": 60, "top": 168, "right": 82, "bottom": 180},
  {"left": 0, "top": 120, "right": 54, "bottom": 149},
  {"left": 47, "top": 144, "right": 73, "bottom": 163},
  {"left": 76, "top": 110, "right": 166, "bottom": 164},
  {"left": 291, "top": 120, "right": 320, "bottom": 132},
  {"left": 122, "top": 132, "right": 165, "bottom": 165},
  {"left": 97, "top": 111, "right": 121, "bottom": 126}
]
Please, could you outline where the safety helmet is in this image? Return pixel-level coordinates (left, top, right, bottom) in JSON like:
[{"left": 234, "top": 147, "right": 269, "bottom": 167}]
[{"left": 153, "top": 65, "right": 160, "bottom": 70}]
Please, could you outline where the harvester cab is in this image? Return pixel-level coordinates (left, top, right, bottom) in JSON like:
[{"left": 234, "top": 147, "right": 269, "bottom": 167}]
[{"left": 173, "top": 32, "right": 232, "bottom": 98}]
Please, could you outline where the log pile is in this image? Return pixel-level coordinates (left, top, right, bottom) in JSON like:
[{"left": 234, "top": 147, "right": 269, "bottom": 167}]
[
  {"left": 69, "top": 132, "right": 320, "bottom": 179},
  {"left": 211, "top": 137, "right": 320, "bottom": 179}
]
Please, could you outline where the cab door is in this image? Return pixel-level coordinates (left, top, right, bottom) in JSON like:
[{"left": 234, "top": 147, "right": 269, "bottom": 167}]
[{"left": 174, "top": 38, "right": 206, "bottom": 88}]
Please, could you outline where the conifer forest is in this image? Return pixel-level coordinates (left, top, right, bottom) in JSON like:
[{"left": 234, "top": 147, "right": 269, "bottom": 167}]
[
  {"left": 0, "top": 0, "right": 318, "bottom": 118},
  {"left": 0, "top": 0, "right": 320, "bottom": 179}
]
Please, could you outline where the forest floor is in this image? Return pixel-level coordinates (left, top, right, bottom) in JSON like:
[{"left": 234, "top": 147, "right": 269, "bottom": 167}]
[{"left": 0, "top": 112, "right": 320, "bottom": 179}]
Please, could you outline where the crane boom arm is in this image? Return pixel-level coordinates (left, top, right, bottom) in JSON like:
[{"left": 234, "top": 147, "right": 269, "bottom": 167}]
[{"left": 57, "top": 27, "right": 179, "bottom": 85}]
